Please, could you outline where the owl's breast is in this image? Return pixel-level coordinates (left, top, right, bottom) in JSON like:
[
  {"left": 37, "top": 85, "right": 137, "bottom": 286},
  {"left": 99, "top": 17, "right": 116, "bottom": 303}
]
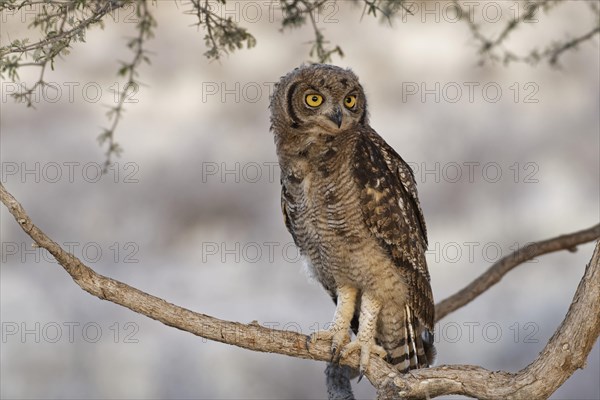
[
  {"left": 282, "top": 144, "right": 361, "bottom": 241},
  {"left": 280, "top": 139, "right": 376, "bottom": 287}
]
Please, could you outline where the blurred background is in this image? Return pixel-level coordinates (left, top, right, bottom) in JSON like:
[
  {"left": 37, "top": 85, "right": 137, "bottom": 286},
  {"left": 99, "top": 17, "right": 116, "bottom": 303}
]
[{"left": 1, "top": 1, "right": 598, "bottom": 399}]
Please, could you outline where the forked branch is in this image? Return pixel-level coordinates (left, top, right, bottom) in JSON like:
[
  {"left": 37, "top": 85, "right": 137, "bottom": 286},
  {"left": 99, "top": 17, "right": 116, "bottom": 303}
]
[{"left": 1, "top": 181, "right": 598, "bottom": 399}]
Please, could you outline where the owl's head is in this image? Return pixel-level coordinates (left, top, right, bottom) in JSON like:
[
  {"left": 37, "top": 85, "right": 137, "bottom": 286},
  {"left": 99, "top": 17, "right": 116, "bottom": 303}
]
[{"left": 270, "top": 64, "right": 368, "bottom": 136}]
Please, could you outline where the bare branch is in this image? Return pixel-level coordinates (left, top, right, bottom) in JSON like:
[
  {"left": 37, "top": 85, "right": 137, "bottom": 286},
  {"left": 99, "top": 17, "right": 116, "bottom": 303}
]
[
  {"left": 1, "top": 181, "right": 598, "bottom": 399},
  {"left": 383, "top": 240, "right": 600, "bottom": 400},
  {"left": 0, "top": 180, "right": 365, "bottom": 370},
  {"left": 436, "top": 223, "right": 600, "bottom": 321}
]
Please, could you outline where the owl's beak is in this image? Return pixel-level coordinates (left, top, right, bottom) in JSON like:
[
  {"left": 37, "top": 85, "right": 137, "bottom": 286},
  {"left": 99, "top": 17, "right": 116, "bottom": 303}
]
[{"left": 327, "top": 107, "right": 343, "bottom": 129}]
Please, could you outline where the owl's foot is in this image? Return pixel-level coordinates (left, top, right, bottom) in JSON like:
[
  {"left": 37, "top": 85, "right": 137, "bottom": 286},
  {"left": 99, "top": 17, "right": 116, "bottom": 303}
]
[
  {"left": 340, "top": 291, "right": 386, "bottom": 380},
  {"left": 309, "top": 327, "right": 351, "bottom": 362},
  {"left": 340, "top": 339, "right": 387, "bottom": 378},
  {"left": 307, "top": 285, "right": 358, "bottom": 361}
]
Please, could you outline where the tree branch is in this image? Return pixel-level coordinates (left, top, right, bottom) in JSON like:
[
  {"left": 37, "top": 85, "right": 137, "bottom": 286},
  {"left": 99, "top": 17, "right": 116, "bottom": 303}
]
[
  {"left": 99, "top": 0, "right": 156, "bottom": 169},
  {"left": 547, "top": 25, "right": 600, "bottom": 66},
  {"left": 381, "top": 240, "right": 600, "bottom": 399},
  {"left": 452, "top": 0, "right": 599, "bottom": 67},
  {"left": 436, "top": 223, "right": 600, "bottom": 321},
  {"left": 0, "top": 180, "right": 356, "bottom": 365},
  {"left": 1, "top": 181, "right": 598, "bottom": 399}
]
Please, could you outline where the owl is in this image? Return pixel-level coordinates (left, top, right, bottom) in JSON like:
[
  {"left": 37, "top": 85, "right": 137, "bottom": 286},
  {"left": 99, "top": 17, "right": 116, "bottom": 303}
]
[{"left": 269, "top": 64, "right": 436, "bottom": 376}]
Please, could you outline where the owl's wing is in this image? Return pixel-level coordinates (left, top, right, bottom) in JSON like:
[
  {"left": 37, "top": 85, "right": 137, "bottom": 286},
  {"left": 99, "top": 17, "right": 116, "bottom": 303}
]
[
  {"left": 280, "top": 182, "right": 299, "bottom": 247},
  {"left": 353, "top": 129, "right": 434, "bottom": 328}
]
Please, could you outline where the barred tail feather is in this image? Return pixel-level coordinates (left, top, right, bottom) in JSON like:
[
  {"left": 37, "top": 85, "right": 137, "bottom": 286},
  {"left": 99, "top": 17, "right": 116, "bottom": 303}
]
[{"left": 386, "top": 305, "right": 436, "bottom": 373}]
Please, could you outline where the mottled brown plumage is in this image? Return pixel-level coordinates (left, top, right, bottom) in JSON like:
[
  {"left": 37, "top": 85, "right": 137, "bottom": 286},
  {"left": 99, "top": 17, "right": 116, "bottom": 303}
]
[{"left": 270, "top": 64, "right": 435, "bottom": 375}]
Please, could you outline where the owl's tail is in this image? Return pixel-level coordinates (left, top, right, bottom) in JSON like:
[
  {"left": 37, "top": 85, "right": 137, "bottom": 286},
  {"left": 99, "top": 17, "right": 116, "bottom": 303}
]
[{"left": 386, "top": 305, "right": 436, "bottom": 373}]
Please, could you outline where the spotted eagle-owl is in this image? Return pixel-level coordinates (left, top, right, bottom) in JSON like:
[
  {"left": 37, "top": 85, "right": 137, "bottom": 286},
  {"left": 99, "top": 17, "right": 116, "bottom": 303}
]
[{"left": 269, "top": 64, "right": 436, "bottom": 375}]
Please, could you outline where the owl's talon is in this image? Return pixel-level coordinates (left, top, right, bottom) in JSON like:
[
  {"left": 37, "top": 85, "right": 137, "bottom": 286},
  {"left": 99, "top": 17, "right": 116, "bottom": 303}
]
[
  {"left": 340, "top": 339, "right": 387, "bottom": 376},
  {"left": 309, "top": 328, "right": 351, "bottom": 363},
  {"left": 330, "top": 343, "right": 344, "bottom": 364},
  {"left": 357, "top": 370, "right": 365, "bottom": 383},
  {"left": 330, "top": 345, "right": 337, "bottom": 362}
]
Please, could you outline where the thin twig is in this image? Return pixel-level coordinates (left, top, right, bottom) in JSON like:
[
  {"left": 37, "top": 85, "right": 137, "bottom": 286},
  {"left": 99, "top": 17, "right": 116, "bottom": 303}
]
[
  {"left": 99, "top": 0, "right": 155, "bottom": 170},
  {"left": 1, "top": 1, "right": 128, "bottom": 105},
  {"left": 548, "top": 26, "right": 600, "bottom": 65},
  {"left": 452, "top": 0, "right": 599, "bottom": 67},
  {"left": 435, "top": 223, "right": 600, "bottom": 321}
]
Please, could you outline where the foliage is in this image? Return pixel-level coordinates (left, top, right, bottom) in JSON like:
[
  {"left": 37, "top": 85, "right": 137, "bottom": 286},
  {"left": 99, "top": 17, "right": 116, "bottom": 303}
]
[
  {"left": 1, "top": 0, "right": 598, "bottom": 164},
  {"left": 187, "top": 0, "right": 256, "bottom": 60}
]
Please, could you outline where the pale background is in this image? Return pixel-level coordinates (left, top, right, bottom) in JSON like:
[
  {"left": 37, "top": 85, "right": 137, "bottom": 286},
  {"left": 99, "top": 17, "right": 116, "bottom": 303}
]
[{"left": 1, "top": 1, "right": 599, "bottom": 399}]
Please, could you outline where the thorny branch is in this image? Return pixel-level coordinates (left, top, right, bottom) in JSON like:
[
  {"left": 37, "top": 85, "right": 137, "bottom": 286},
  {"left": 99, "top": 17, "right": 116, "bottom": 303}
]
[
  {"left": 279, "top": 0, "right": 343, "bottom": 63},
  {"left": 1, "top": 180, "right": 599, "bottom": 399},
  {"left": 2, "top": 0, "right": 599, "bottom": 163},
  {"left": 0, "top": 0, "right": 152, "bottom": 166},
  {"left": 98, "top": 0, "right": 155, "bottom": 170},
  {"left": 187, "top": 0, "right": 256, "bottom": 60},
  {"left": 545, "top": 25, "right": 600, "bottom": 66},
  {"left": 453, "top": 0, "right": 600, "bottom": 66},
  {"left": 306, "top": 1, "right": 343, "bottom": 63},
  {"left": 0, "top": 0, "right": 128, "bottom": 106}
]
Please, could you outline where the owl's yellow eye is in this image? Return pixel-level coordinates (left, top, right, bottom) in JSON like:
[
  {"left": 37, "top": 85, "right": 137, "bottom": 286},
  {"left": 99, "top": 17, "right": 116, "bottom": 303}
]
[
  {"left": 305, "top": 94, "right": 323, "bottom": 107},
  {"left": 344, "top": 95, "right": 357, "bottom": 109}
]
